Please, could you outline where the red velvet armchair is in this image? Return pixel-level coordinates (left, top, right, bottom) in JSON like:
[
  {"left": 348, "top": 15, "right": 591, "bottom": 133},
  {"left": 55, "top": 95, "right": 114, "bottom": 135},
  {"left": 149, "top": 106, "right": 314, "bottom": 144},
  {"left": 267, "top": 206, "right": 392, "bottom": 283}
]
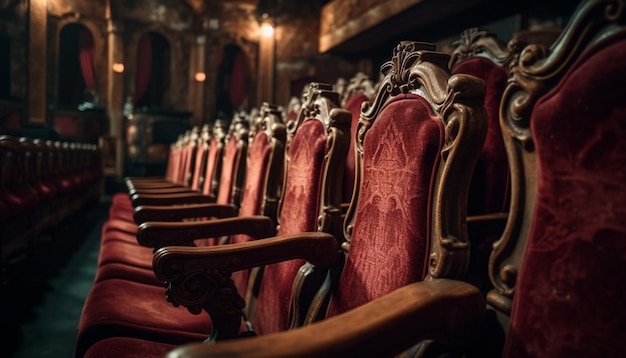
[{"left": 483, "top": 0, "right": 626, "bottom": 356}]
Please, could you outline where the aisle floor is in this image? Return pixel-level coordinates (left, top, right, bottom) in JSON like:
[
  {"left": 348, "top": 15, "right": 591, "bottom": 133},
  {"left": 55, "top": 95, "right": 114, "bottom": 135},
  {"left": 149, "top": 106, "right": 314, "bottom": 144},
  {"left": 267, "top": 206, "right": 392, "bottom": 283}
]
[{"left": 3, "top": 198, "right": 108, "bottom": 358}]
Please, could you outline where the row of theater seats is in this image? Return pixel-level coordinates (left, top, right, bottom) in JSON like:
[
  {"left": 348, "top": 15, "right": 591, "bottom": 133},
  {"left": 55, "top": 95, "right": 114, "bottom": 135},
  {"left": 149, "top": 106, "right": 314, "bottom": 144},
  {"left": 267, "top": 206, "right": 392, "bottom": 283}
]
[
  {"left": 76, "top": 0, "right": 626, "bottom": 356},
  {"left": 0, "top": 135, "right": 103, "bottom": 271}
]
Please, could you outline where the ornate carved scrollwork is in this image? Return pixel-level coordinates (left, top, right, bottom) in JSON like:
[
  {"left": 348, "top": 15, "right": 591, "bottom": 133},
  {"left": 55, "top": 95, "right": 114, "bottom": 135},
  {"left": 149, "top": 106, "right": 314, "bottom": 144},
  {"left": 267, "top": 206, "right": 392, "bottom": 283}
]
[
  {"left": 429, "top": 72, "right": 487, "bottom": 279},
  {"left": 154, "top": 249, "right": 246, "bottom": 341}
]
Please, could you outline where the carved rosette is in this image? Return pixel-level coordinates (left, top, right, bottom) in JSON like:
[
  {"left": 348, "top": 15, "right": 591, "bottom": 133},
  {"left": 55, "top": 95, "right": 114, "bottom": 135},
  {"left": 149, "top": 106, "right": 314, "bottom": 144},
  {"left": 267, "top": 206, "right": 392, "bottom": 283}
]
[{"left": 489, "top": 0, "right": 625, "bottom": 313}]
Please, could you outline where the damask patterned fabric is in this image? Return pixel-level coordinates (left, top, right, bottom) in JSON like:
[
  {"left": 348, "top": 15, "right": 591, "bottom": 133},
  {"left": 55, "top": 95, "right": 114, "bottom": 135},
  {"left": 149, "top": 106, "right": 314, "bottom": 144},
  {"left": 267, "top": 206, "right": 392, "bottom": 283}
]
[
  {"left": 505, "top": 32, "right": 626, "bottom": 357},
  {"left": 253, "top": 119, "right": 327, "bottom": 335},
  {"left": 230, "top": 131, "right": 271, "bottom": 294},
  {"left": 327, "top": 94, "right": 443, "bottom": 316}
]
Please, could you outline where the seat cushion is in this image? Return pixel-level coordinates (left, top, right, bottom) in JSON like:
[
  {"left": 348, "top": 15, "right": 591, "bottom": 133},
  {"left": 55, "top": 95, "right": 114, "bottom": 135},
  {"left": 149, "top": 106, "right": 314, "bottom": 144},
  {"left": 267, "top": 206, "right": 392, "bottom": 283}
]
[
  {"left": 83, "top": 337, "right": 176, "bottom": 358},
  {"left": 75, "top": 278, "right": 212, "bottom": 358}
]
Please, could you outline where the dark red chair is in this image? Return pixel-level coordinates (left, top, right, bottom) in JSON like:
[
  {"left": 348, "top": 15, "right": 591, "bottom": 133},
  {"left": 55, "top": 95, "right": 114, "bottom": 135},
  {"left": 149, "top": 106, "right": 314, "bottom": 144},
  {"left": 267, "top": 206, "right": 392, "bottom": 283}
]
[
  {"left": 482, "top": 0, "right": 626, "bottom": 356},
  {"left": 342, "top": 72, "right": 376, "bottom": 207}
]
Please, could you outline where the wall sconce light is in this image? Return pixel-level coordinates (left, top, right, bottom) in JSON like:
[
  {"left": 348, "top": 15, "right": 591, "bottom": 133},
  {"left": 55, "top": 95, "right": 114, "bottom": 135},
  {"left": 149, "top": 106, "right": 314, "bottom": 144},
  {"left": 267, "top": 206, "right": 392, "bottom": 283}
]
[
  {"left": 260, "top": 13, "right": 274, "bottom": 38},
  {"left": 112, "top": 63, "right": 124, "bottom": 73},
  {"left": 261, "top": 23, "right": 274, "bottom": 37},
  {"left": 194, "top": 72, "right": 206, "bottom": 82}
]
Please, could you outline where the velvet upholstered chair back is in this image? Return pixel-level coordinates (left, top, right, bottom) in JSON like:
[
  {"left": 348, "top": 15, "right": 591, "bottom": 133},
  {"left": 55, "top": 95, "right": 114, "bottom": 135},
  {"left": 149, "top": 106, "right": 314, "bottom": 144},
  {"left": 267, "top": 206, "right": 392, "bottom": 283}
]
[
  {"left": 449, "top": 28, "right": 510, "bottom": 218},
  {"left": 487, "top": 0, "right": 626, "bottom": 356},
  {"left": 201, "top": 120, "right": 227, "bottom": 199},
  {"left": 189, "top": 124, "right": 210, "bottom": 192},
  {"left": 251, "top": 83, "right": 351, "bottom": 335},
  {"left": 215, "top": 114, "right": 249, "bottom": 209},
  {"left": 323, "top": 42, "right": 488, "bottom": 323},
  {"left": 174, "top": 128, "right": 196, "bottom": 186},
  {"left": 448, "top": 28, "right": 512, "bottom": 294},
  {"left": 342, "top": 72, "right": 377, "bottom": 206}
]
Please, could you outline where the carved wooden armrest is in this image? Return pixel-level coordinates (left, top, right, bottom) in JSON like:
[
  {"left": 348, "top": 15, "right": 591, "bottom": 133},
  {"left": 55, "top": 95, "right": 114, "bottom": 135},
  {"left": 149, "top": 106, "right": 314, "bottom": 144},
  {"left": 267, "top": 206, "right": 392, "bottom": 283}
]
[
  {"left": 125, "top": 178, "right": 179, "bottom": 188},
  {"left": 152, "top": 232, "right": 341, "bottom": 341},
  {"left": 133, "top": 203, "right": 237, "bottom": 224},
  {"left": 164, "top": 278, "right": 484, "bottom": 358},
  {"left": 130, "top": 192, "right": 216, "bottom": 207},
  {"left": 136, "top": 216, "right": 277, "bottom": 248},
  {"left": 467, "top": 212, "right": 508, "bottom": 238},
  {"left": 125, "top": 176, "right": 169, "bottom": 183},
  {"left": 128, "top": 186, "right": 196, "bottom": 196}
]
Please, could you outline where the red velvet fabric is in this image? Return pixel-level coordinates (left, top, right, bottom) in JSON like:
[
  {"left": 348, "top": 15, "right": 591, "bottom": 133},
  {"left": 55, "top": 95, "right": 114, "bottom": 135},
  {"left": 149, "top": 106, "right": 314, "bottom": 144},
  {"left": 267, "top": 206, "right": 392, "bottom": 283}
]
[
  {"left": 217, "top": 136, "right": 238, "bottom": 204},
  {"left": 94, "top": 261, "right": 163, "bottom": 286},
  {"left": 102, "top": 217, "right": 137, "bottom": 237},
  {"left": 190, "top": 144, "right": 206, "bottom": 191},
  {"left": 230, "top": 131, "right": 271, "bottom": 293},
  {"left": 452, "top": 56, "right": 510, "bottom": 293},
  {"left": 343, "top": 93, "right": 369, "bottom": 204},
  {"left": 83, "top": 337, "right": 175, "bottom": 358},
  {"left": 78, "top": 27, "right": 96, "bottom": 91},
  {"left": 54, "top": 116, "right": 79, "bottom": 137},
  {"left": 327, "top": 94, "right": 443, "bottom": 317},
  {"left": 75, "top": 279, "right": 211, "bottom": 358},
  {"left": 202, "top": 139, "right": 219, "bottom": 195},
  {"left": 505, "top": 32, "right": 626, "bottom": 357},
  {"left": 452, "top": 57, "right": 509, "bottom": 215},
  {"left": 178, "top": 144, "right": 194, "bottom": 186},
  {"left": 254, "top": 119, "right": 327, "bottom": 334},
  {"left": 96, "top": 239, "right": 154, "bottom": 270}
]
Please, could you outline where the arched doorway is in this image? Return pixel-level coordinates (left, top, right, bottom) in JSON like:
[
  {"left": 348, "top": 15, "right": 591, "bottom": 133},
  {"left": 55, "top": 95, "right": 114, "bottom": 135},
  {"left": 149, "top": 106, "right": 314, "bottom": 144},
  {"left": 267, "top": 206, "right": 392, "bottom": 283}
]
[
  {"left": 134, "top": 31, "right": 171, "bottom": 110},
  {"left": 215, "top": 43, "right": 248, "bottom": 121},
  {"left": 57, "top": 23, "right": 97, "bottom": 107}
]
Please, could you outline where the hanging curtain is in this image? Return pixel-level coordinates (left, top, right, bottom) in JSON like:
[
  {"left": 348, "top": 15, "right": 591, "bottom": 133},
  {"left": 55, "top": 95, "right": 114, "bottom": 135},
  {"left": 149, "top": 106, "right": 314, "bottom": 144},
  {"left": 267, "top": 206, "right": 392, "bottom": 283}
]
[
  {"left": 78, "top": 27, "right": 96, "bottom": 92},
  {"left": 229, "top": 49, "right": 247, "bottom": 109},
  {"left": 135, "top": 33, "right": 152, "bottom": 104}
]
